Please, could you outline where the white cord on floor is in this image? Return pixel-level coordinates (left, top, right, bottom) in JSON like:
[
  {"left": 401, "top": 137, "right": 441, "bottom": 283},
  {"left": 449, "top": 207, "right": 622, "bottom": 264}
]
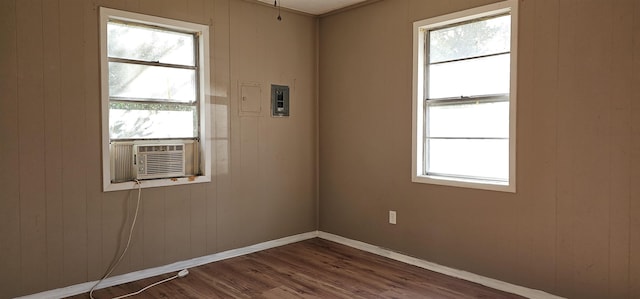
[
  {"left": 89, "top": 181, "right": 143, "bottom": 299},
  {"left": 111, "top": 273, "right": 177, "bottom": 299},
  {"left": 110, "top": 269, "right": 190, "bottom": 299}
]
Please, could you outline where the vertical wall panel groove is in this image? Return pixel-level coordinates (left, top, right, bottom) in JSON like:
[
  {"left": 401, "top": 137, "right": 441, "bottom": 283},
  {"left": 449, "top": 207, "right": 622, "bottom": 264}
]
[
  {"left": 567, "top": 2, "right": 612, "bottom": 298},
  {"left": 142, "top": 188, "right": 167, "bottom": 269},
  {"left": 210, "top": 0, "right": 228, "bottom": 255},
  {"left": 85, "top": 0, "right": 105, "bottom": 281},
  {"left": 513, "top": 0, "right": 559, "bottom": 292},
  {"left": 555, "top": 0, "right": 579, "bottom": 296},
  {"left": 60, "top": 0, "right": 89, "bottom": 286},
  {"left": 608, "top": 1, "right": 633, "bottom": 298},
  {"left": 42, "top": 0, "right": 64, "bottom": 290},
  {"left": 0, "top": 0, "right": 22, "bottom": 297},
  {"left": 100, "top": 191, "right": 127, "bottom": 276},
  {"left": 16, "top": 0, "right": 48, "bottom": 294},
  {"left": 126, "top": 188, "right": 144, "bottom": 275},
  {"left": 165, "top": 185, "right": 191, "bottom": 263},
  {"left": 630, "top": 2, "right": 640, "bottom": 297},
  {"left": 189, "top": 184, "right": 207, "bottom": 257}
]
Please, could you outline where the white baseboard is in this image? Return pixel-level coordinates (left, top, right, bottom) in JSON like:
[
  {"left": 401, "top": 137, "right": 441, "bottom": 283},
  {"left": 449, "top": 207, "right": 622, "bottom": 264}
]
[
  {"left": 317, "top": 231, "right": 563, "bottom": 299},
  {"left": 16, "top": 231, "right": 319, "bottom": 299},
  {"left": 18, "top": 230, "right": 561, "bottom": 299}
]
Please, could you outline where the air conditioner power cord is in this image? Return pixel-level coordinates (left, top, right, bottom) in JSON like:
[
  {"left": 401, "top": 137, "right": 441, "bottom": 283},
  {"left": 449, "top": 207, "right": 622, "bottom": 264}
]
[
  {"left": 88, "top": 181, "right": 189, "bottom": 299},
  {"left": 111, "top": 269, "right": 189, "bottom": 299}
]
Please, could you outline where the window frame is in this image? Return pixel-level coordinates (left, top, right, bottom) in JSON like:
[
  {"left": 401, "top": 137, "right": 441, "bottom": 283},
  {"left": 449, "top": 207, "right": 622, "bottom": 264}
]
[
  {"left": 411, "top": 0, "right": 518, "bottom": 192},
  {"left": 100, "top": 7, "right": 211, "bottom": 192}
]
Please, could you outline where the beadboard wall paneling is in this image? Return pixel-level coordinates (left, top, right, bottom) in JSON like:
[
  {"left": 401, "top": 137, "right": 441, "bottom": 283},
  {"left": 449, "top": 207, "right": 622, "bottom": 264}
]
[{"left": 0, "top": 0, "right": 318, "bottom": 297}]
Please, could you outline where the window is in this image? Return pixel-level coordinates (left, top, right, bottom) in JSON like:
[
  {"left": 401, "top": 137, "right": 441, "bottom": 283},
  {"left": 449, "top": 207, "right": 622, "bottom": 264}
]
[
  {"left": 100, "top": 8, "right": 211, "bottom": 191},
  {"left": 412, "top": 1, "right": 517, "bottom": 192}
]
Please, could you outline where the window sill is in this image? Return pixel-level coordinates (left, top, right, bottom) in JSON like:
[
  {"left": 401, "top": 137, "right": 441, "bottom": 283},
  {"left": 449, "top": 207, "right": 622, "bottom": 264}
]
[
  {"left": 103, "top": 175, "right": 211, "bottom": 192},
  {"left": 412, "top": 174, "right": 514, "bottom": 193}
]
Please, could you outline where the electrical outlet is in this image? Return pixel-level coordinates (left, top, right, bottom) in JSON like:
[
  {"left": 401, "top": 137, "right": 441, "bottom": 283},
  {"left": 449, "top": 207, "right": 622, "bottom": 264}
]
[{"left": 389, "top": 210, "right": 397, "bottom": 225}]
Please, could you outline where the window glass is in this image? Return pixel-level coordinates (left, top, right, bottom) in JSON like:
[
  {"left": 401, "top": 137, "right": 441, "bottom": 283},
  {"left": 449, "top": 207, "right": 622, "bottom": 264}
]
[
  {"left": 427, "top": 139, "right": 508, "bottom": 180},
  {"left": 429, "top": 15, "right": 510, "bottom": 63},
  {"left": 107, "top": 22, "right": 195, "bottom": 66},
  {"left": 428, "top": 54, "right": 510, "bottom": 98},
  {"left": 412, "top": 3, "right": 515, "bottom": 190},
  {"left": 108, "top": 62, "right": 197, "bottom": 103},
  {"left": 109, "top": 102, "right": 197, "bottom": 139},
  {"left": 424, "top": 12, "right": 512, "bottom": 182},
  {"left": 427, "top": 101, "right": 509, "bottom": 138}
]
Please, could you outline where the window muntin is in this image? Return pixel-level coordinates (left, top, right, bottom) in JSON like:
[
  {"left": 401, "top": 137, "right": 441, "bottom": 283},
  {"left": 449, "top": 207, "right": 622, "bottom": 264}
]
[
  {"left": 107, "top": 20, "right": 199, "bottom": 140},
  {"left": 412, "top": 1, "right": 517, "bottom": 192}
]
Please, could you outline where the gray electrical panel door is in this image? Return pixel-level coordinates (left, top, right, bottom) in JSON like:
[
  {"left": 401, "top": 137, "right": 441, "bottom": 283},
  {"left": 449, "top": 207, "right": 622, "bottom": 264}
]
[{"left": 271, "top": 84, "right": 289, "bottom": 117}]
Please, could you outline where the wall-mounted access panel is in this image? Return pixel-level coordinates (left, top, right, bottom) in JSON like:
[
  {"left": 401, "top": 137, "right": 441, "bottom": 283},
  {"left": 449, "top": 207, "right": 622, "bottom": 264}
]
[
  {"left": 271, "top": 84, "right": 290, "bottom": 117},
  {"left": 239, "top": 82, "right": 262, "bottom": 116}
]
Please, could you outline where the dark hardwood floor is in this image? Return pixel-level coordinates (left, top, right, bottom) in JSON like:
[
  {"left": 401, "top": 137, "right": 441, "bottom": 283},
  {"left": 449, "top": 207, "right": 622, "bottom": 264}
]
[{"left": 70, "top": 238, "right": 525, "bottom": 299}]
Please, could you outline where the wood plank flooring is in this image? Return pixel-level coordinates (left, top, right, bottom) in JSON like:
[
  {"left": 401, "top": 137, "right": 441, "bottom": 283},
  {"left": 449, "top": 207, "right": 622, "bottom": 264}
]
[{"left": 69, "top": 238, "right": 525, "bottom": 298}]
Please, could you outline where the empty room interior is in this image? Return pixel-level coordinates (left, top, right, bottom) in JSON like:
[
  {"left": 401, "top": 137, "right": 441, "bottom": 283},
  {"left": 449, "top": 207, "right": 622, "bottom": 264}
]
[{"left": 1, "top": 0, "right": 639, "bottom": 298}]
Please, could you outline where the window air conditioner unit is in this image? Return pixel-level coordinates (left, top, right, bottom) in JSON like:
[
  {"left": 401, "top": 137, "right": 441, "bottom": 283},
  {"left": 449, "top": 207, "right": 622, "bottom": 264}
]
[{"left": 133, "top": 144, "right": 186, "bottom": 180}]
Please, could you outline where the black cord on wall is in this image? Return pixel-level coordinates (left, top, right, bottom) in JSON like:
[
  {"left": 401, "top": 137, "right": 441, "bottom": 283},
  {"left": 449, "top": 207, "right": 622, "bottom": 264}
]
[{"left": 274, "top": 0, "right": 282, "bottom": 21}]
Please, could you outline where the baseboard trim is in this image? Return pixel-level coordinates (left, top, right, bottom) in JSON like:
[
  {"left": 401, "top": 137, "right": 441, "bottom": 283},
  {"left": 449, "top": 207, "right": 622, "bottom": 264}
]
[
  {"left": 18, "top": 230, "right": 561, "bottom": 299},
  {"left": 317, "top": 231, "right": 563, "bottom": 299},
  {"left": 16, "top": 231, "right": 319, "bottom": 299}
]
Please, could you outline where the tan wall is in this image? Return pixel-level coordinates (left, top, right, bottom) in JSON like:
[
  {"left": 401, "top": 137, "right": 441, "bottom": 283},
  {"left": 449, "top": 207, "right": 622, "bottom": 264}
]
[
  {"left": 3, "top": 0, "right": 640, "bottom": 297},
  {"left": 0, "top": 0, "right": 317, "bottom": 297},
  {"left": 319, "top": 0, "right": 640, "bottom": 298}
]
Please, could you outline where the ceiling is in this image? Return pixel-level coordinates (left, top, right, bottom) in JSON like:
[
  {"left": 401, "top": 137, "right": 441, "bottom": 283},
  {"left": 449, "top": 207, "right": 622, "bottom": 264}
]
[{"left": 256, "top": 0, "right": 368, "bottom": 15}]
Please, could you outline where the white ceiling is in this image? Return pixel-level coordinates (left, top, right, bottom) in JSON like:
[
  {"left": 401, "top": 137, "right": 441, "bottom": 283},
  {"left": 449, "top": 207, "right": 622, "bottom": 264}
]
[{"left": 256, "top": 0, "right": 368, "bottom": 15}]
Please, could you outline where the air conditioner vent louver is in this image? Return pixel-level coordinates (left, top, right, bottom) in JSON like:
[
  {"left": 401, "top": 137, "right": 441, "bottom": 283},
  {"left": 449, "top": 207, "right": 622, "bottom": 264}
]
[{"left": 133, "top": 144, "right": 185, "bottom": 180}]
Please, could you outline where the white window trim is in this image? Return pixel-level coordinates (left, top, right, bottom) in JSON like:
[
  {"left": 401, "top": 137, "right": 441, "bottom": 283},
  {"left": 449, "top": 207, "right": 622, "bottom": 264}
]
[
  {"left": 411, "top": 0, "right": 518, "bottom": 193},
  {"left": 100, "top": 7, "right": 212, "bottom": 192}
]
